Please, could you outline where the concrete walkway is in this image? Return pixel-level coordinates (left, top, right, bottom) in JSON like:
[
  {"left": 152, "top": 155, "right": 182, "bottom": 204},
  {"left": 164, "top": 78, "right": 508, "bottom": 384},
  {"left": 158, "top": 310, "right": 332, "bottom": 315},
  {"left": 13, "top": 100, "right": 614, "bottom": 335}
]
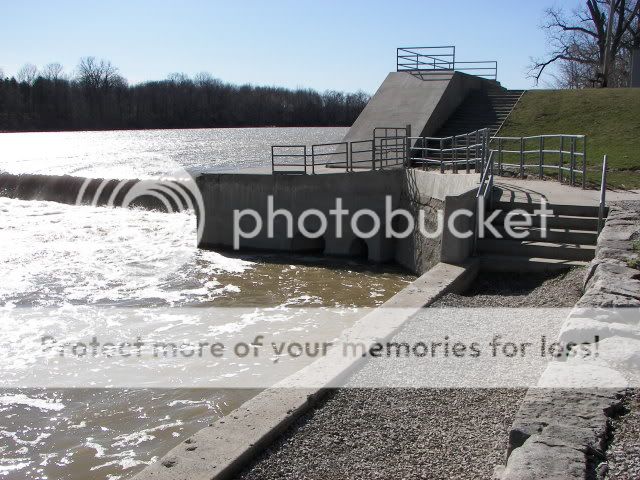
[
  {"left": 212, "top": 165, "right": 640, "bottom": 208},
  {"left": 494, "top": 178, "right": 640, "bottom": 206}
]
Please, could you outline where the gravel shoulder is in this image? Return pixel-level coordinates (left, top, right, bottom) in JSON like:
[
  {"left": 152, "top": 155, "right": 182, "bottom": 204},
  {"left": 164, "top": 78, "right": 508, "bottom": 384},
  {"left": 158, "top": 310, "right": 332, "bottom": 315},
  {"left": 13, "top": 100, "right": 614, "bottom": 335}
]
[
  {"left": 235, "top": 268, "right": 585, "bottom": 480},
  {"left": 605, "top": 389, "right": 640, "bottom": 479}
]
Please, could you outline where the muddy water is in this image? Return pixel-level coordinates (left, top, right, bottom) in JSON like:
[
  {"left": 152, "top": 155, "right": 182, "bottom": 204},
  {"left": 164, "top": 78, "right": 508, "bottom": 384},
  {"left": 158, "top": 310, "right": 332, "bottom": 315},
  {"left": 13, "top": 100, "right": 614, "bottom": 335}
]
[{"left": 0, "top": 125, "right": 413, "bottom": 480}]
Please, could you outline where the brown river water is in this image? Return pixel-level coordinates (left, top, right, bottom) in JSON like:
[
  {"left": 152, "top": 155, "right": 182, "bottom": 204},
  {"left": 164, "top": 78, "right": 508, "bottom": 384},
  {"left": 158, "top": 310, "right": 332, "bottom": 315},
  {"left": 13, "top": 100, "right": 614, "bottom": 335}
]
[{"left": 0, "top": 128, "right": 414, "bottom": 479}]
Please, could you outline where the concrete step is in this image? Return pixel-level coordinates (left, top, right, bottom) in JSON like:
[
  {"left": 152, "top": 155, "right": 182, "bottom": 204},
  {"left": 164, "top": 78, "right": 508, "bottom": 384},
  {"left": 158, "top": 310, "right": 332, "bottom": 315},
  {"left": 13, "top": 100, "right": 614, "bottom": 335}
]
[
  {"left": 492, "top": 212, "right": 600, "bottom": 230},
  {"left": 486, "top": 226, "right": 598, "bottom": 245},
  {"left": 493, "top": 201, "right": 603, "bottom": 218},
  {"left": 477, "top": 238, "right": 596, "bottom": 261},
  {"left": 487, "top": 93, "right": 524, "bottom": 97},
  {"left": 434, "top": 88, "right": 524, "bottom": 138},
  {"left": 479, "top": 254, "right": 589, "bottom": 272}
]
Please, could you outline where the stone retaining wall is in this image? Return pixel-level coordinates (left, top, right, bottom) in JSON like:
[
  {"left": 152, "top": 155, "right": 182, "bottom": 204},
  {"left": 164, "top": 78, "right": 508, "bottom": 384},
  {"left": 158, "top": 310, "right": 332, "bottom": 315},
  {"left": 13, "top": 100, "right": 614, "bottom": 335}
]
[{"left": 498, "top": 201, "right": 640, "bottom": 479}]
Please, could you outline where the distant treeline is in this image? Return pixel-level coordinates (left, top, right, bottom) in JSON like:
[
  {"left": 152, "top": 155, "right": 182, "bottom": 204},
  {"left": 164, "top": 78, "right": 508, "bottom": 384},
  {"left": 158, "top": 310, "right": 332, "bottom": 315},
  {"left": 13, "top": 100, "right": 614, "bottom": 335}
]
[{"left": 0, "top": 57, "right": 370, "bottom": 131}]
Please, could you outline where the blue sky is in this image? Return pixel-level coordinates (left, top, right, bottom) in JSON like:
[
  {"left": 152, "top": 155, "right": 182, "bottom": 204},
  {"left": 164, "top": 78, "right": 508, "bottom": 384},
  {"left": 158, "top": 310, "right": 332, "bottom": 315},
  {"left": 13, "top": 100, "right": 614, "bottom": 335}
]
[{"left": 2, "top": 0, "right": 579, "bottom": 93}]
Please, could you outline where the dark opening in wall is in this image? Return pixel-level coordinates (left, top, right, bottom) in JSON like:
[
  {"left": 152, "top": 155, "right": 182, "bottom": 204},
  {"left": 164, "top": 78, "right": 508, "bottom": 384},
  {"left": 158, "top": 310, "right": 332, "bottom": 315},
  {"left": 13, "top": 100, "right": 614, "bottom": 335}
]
[
  {"left": 291, "top": 233, "right": 326, "bottom": 254},
  {"left": 348, "top": 238, "right": 369, "bottom": 259}
]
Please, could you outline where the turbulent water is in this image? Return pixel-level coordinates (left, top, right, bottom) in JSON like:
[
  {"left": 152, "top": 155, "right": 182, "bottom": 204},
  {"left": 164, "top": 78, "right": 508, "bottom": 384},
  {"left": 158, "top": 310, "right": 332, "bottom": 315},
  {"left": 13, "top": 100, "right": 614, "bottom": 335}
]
[{"left": 0, "top": 128, "right": 414, "bottom": 480}]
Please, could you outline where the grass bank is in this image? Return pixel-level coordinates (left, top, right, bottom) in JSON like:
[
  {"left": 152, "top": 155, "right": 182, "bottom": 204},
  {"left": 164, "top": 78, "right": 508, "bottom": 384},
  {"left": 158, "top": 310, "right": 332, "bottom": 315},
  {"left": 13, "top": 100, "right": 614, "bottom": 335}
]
[{"left": 498, "top": 89, "right": 640, "bottom": 189}]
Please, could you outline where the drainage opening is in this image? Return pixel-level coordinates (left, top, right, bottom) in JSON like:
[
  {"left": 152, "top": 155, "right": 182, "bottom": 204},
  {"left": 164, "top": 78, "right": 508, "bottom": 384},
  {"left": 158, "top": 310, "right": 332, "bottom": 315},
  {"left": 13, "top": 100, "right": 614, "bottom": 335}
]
[{"left": 348, "top": 238, "right": 369, "bottom": 259}]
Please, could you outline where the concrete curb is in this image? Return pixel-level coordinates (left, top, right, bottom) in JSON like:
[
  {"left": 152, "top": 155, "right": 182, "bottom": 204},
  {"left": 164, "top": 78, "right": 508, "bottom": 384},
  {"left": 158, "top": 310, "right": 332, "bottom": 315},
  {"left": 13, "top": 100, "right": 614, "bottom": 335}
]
[{"left": 133, "top": 260, "right": 479, "bottom": 480}]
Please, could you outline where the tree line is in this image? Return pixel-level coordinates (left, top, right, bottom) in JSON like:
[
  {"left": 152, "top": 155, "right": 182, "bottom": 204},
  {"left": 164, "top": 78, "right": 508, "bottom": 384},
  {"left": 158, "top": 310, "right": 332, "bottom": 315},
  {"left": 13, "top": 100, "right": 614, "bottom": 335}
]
[{"left": 0, "top": 57, "right": 370, "bottom": 131}]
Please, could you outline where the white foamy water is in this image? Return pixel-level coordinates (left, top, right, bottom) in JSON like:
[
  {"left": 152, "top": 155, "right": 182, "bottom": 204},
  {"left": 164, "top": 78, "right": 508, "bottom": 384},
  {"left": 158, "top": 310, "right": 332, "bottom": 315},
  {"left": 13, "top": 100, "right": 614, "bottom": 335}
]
[
  {"left": 0, "top": 197, "right": 254, "bottom": 308},
  {"left": 0, "top": 127, "right": 413, "bottom": 480}
]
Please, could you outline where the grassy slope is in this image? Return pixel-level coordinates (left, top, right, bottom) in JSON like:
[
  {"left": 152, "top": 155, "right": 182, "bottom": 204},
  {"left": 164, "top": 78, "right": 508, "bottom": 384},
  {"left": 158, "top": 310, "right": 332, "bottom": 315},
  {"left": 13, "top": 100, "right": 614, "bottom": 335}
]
[{"left": 498, "top": 89, "right": 640, "bottom": 189}]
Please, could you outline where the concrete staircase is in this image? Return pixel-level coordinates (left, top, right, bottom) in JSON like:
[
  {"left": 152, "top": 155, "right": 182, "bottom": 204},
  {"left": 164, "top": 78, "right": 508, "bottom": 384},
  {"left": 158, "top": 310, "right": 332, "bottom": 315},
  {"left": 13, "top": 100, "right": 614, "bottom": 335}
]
[
  {"left": 477, "top": 200, "right": 604, "bottom": 272},
  {"left": 435, "top": 88, "right": 524, "bottom": 138}
]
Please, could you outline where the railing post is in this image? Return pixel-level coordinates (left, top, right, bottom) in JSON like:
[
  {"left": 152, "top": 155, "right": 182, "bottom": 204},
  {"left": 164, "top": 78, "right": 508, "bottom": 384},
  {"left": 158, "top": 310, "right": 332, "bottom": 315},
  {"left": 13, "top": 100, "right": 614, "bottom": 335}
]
[
  {"left": 453, "top": 135, "right": 458, "bottom": 173},
  {"left": 582, "top": 136, "right": 587, "bottom": 189},
  {"left": 371, "top": 139, "right": 376, "bottom": 170},
  {"left": 539, "top": 136, "right": 544, "bottom": 179},
  {"left": 498, "top": 137, "right": 503, "bottom": 175},
  {"left": 485, "top": 129, "right": 490, "bottom": 170},
  {"left": 271, "top": 145, "right": 275, "bottom": 174},
  {"left": 465, "top": 133, "right": 470, "bottom": 173},
  {"left": 519, "top": 137, "right": 525, "bottom": 178},
  {"left": 559, "top": 136, "right": 564, "bottom": 184},
  {"left": 475, "top": 130, "right": 480, "bottom": 171},
  {"left": 349, "top": 142, "right": 352, "bottom": 172},
  {"left": 303, "top": 146, "right": 307, "bottom": 175},
  {"left": 570, "top": 137, "right": 576, "bottom": 186},
  {"left": 598, "top": 155, "right": 608, "bottom": 234},
  {"left": 405, "top": 124, "right": 411, "bottom": 168},
  {"left": 311, "top": 145, "right": 315, "bottom": 175},
  {"left": 440, "top": 138, "right": 444, "bottom": 173}
]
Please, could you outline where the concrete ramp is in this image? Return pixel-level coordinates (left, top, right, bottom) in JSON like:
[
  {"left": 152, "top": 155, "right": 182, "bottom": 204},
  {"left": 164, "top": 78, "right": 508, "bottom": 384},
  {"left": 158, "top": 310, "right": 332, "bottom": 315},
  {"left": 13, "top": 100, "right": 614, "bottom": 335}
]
[{"left": 343, "top": 71, "right": 500, "bottom": 144}]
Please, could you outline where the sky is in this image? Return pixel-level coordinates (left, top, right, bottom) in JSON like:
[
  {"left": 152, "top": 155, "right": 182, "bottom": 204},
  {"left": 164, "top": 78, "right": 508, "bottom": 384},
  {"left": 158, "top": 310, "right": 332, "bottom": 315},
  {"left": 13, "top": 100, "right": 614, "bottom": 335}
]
[{"left": 1, "top": 0, "right": 581, "bottom": 94}]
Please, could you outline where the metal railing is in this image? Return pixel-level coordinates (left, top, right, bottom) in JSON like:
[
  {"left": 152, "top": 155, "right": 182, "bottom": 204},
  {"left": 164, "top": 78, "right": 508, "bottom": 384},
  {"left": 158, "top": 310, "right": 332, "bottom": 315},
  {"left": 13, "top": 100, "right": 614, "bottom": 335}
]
[
  {"left": 271, "top": 145, "right": 308, "bottom": 174},
  {"left": 374, "top": 127, "right": 409, "bottom": 168},
  {"left": 598, "top": 155, "right": 608, "bottom": 234},
  {"left": 397, "top": 46, "right": 498, "bottom": 81},
  {"left": 474, "top": 150, "right": 495, "bottom": 253},
  {"left": 408, "top": 129, "right": 490, "bottom": 173},
  {"left": 489, "top": 134, "right": 587, "bottom": 188},
  {"left": 397, "top": 46, "right": 455, "bottom": 71},
  {"left": 271, "top": 127, "right": 409, "bottom": 174},
  {"left": 311, "top": 142, "right": 348, "bottom": 174}
]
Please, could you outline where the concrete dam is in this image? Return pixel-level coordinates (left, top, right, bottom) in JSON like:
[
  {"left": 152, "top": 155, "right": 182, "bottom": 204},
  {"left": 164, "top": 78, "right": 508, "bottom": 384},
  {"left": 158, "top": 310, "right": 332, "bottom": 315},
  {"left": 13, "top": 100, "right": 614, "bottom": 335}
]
[
  {"left": 196, "top": 47, "right": 614, "bottom": 276},
  {"left": 196, "top": 55, "right": 528, "bottom": 275}
]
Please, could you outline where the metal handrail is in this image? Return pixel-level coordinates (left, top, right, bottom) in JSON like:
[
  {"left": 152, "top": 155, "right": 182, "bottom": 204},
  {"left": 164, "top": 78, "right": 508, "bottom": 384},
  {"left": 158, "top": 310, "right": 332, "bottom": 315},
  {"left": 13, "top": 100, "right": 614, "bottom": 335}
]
[
  {"left": 271, "top": 127, "right": 410, "bottom": 174},
  {"left": 311, "top": 142, "right": 348, "bottom": 174},
  {"left": 477, "top": 150, "right": 495, "bottom": 200},
  {"left": 397, "top": 46, "right": 498, "bottom": 80},
  {"left": 474, "top": 149, "right": 494, "bottom": 254},
  {"left": 271, "top": 145, "right": 307, "bottom": 174},
  {"left": 408, "top": 128, "right": 488, "bottom": 173},
  {"left": 598, "top": 155, "right": 608, "bottom": 234},
  {"left": 490, "top": 134, "right": 587, "bottom": 188}
]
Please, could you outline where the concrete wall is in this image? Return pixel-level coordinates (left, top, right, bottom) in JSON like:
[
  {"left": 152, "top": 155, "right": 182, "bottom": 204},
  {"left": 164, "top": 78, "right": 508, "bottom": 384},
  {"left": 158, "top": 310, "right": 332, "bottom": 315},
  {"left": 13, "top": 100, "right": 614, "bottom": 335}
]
[
  {"left": 342, "top": 71, "right": 501, "bottom": 147},
  {"left": 197, "top": 170, "right": 480, "bottom": 275},
  {"left": 197, "top": 170, "right": 406, "bottom": 263}
]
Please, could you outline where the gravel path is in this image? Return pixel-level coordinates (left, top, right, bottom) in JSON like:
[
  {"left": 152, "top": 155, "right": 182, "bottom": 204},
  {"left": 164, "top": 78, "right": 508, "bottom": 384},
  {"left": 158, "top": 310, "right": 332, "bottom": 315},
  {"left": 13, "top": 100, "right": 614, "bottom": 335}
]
[
  {"left": 432, "top": 268, "right": 585, "bottom": 308},
  {"left": 605, "top": 390, "right": 640, "bottom": 479},
  {"left": 236, "top": 268, "right": 585, "bottom": 480}
]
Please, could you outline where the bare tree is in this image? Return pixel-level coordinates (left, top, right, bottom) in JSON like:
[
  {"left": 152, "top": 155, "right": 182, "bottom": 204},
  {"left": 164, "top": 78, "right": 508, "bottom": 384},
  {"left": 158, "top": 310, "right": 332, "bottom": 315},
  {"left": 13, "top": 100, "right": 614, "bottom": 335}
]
[
  {"left": 16, "top": 63, "right": 38, "bottom": 84},
  {"left": 41, "top": 62, "right": 65, "bottom": 81},
  {"left": 77, "top": 57, "right": 124, "bottom": 90},
  {"left": 167, "top": 72, "right": 190, "bottom": 84},
  {"left": 194, "top": 71, "right": 222, "bottom": 87},
  {"left": 530, "top": 0, "right": 640, "bottom": 87}
]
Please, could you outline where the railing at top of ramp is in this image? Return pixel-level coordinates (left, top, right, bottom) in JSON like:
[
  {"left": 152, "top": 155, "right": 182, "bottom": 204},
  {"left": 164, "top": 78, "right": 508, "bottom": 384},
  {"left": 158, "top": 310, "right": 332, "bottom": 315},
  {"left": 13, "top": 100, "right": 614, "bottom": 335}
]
[{"left": 397, "top": 46, "right": 498, "bottom": 81}]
